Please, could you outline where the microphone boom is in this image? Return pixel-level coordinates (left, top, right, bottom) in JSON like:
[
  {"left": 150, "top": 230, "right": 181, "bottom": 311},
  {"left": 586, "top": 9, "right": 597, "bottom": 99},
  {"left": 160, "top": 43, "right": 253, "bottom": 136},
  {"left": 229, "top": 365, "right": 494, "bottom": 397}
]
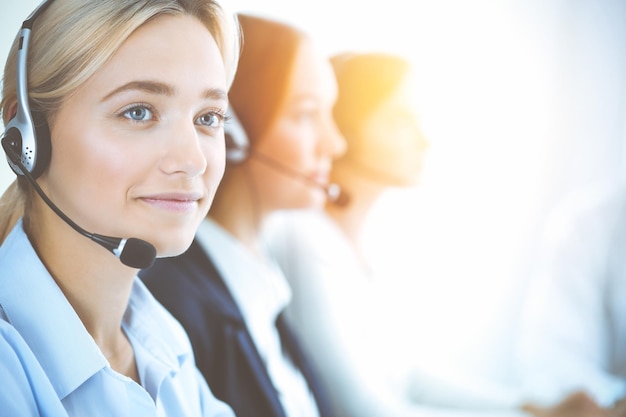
[{"left": 249, "top": 150, "right": 350, "bottom": 206}]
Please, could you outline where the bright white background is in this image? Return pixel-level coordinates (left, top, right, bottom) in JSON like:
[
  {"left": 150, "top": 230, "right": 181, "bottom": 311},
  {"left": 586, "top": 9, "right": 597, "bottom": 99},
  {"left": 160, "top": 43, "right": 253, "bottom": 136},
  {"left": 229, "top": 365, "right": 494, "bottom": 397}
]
[{"left": 2, "top": 0, "right": 626, "bottom": 401}]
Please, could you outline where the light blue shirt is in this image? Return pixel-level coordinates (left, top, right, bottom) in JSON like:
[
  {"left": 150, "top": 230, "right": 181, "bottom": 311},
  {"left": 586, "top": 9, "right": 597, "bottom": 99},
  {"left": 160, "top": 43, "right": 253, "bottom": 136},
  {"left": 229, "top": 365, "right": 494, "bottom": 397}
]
[{"left": 0, "top": 219, "right": 235, "bottom": 417}]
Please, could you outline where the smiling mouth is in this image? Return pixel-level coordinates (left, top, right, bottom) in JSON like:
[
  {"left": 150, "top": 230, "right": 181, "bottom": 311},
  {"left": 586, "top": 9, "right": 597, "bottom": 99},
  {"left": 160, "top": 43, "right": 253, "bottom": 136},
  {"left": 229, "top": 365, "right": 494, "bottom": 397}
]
[
  {"left": 140, "top": 193, "right": 202, "bottom": 212},
  {"left": 310, "top": 169, "right": 330, "bottom": 185}
]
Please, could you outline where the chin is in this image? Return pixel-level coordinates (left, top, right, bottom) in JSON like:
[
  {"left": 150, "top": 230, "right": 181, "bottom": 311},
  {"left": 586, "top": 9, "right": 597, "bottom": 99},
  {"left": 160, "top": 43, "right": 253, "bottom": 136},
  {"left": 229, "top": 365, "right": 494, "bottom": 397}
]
[
  {"left": 282, "top": 188, "right": 324, "bottom": 210},
  {"left": 304, "top": 190, "right": 327, "bottom": 209},
  {"left": 154, "top": 236, "right": 195, "bottom": 259}
]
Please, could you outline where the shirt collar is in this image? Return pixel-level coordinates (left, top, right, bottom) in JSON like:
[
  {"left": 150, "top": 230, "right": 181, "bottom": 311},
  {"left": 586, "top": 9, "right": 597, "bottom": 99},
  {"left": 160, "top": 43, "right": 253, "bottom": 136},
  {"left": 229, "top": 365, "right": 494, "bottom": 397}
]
[
  {"left": 0, "top": 219, "right": 107, "bottom": 400},
  {"left": 123, "top": 278, "right": 191, "bottom": 396},
  {"left": 195, "top": 217, "right": 291, "bottom": 329},
  {"left": 124, "top": 278, "right": 189, "bottom": 371},
  {"left": 0, "top": 220, "right": 191, "bottom": 400}
]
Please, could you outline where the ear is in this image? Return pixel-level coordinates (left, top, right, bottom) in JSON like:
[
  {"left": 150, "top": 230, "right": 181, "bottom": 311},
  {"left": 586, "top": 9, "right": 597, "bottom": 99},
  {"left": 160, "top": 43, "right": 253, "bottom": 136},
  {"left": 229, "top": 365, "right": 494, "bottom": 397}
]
[{"left": 4, "top": 101, "right": 18, "bottom": 123}]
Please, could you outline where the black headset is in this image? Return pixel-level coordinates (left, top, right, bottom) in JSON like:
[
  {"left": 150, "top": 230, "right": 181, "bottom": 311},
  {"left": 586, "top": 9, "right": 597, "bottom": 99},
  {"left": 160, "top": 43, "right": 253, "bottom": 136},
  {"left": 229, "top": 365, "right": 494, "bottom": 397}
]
[
  {"left": 224, "top": 106, "right": 250, "bottom": 164},
  {"left": 2, "top": 0, "right": 56, "bottom": 179}
]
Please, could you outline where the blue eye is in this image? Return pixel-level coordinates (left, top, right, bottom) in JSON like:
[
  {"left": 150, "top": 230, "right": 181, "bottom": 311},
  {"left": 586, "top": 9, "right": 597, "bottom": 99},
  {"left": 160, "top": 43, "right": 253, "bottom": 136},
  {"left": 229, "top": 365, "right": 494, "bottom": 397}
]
[
  {"left": 123, "top": 106, "right": 153, "bottom": 121},
  {"left": 197, "top": 112, "right": 225, "bottom": 127}
]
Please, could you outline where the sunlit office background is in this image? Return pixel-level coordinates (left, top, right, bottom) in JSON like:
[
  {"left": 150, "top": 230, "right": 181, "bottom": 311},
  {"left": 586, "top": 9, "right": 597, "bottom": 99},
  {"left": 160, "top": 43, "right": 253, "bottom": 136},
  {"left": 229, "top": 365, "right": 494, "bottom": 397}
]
[{"left": 2, "top": 0, "right": 625, "bottom": 405}]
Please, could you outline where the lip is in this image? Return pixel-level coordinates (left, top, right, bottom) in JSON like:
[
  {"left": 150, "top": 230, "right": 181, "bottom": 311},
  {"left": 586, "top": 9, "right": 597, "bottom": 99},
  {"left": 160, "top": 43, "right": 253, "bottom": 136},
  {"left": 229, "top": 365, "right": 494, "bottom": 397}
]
[
  {"left": 310, "top": 168, "right": 331, "bottom": 186},
  {"left": 140, "top": 192, "right": 203, "bottom": 212}
]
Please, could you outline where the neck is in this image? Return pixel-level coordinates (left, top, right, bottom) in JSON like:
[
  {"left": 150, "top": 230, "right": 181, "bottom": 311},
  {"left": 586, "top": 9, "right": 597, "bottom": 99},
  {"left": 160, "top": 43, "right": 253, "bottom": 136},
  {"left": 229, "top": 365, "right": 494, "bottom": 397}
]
[
  {"left": 27, "top": 199, "right": 138, "bottom": 378},
  {"left": 325, "top": 164, "right": 386, "bottom": 249},
  {"left": 209, "top": 171, "right": 267, "bottom": 256}
]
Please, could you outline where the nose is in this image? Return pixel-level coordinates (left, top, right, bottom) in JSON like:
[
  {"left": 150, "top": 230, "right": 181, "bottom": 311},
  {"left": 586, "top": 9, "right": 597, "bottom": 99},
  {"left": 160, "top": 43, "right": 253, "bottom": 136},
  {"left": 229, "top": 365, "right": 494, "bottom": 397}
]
[
  {"left": 159, "top": 121, "right": 208, "bottom": 177},
  {"left": 320, "top": 116, "right": 346, "bottom": 159}
]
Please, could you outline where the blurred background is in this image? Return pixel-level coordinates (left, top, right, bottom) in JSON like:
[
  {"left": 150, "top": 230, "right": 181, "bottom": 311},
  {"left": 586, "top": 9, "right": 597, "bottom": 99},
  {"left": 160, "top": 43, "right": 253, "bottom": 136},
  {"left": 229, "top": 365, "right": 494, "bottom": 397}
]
[{"left": 2, "top": 0, "right": 626, "bottom": 405}]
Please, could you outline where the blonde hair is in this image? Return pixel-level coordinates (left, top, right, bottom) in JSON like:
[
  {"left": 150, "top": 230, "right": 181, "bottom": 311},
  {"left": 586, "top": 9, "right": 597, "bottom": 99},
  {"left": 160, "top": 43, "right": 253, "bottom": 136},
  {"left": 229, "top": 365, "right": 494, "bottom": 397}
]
[{"left": 0, "top": 0, "right": 241, "bottom": 242}]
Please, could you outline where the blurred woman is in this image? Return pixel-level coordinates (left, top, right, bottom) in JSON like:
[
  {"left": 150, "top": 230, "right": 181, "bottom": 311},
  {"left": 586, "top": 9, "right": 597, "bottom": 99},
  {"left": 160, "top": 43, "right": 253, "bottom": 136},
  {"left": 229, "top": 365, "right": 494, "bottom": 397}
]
[{"left": 264, "top": 52, "right": 432, "bottom": 417}]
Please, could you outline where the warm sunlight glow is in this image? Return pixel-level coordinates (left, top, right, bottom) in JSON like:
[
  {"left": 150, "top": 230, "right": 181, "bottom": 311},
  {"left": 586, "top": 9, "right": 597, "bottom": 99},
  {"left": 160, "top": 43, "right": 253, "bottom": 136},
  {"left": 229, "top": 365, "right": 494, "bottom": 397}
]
[
  {"left": 231, "top": 0, "right": 626, "bottom": 397},
  {"left": 236, "top": 0, "right": 556, "bottom": 387}
]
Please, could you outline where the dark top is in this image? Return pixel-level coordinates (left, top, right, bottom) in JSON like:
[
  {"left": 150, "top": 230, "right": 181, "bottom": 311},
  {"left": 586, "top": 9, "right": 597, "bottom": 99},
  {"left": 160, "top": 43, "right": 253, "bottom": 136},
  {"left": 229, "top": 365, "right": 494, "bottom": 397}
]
[{"left": 140, "top": 240, "right": 333, "bottom": 417}]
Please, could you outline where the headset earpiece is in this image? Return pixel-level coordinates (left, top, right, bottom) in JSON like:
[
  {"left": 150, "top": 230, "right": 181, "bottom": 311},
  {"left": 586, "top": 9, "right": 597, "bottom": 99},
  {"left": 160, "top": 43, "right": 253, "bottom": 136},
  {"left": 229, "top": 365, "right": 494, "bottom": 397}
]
[
  {"left": 28, "top": 109, "right": 52, "bottom": 178},
  {"left": 1, "top": 0, "right": 54, "bottom": 180},
  {"left": 2, "top": 105, "right": 52, "bottom": 180},
  {"left": 224, "top": 106, "right": 250, "bottom": 164}
]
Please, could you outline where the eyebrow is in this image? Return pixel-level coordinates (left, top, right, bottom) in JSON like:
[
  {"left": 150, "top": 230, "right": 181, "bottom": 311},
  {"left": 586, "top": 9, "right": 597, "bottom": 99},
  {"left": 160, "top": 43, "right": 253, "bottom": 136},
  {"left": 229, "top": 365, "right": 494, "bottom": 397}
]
[{"left": 102, "top": 80, "right": 228, "bottom": 102}]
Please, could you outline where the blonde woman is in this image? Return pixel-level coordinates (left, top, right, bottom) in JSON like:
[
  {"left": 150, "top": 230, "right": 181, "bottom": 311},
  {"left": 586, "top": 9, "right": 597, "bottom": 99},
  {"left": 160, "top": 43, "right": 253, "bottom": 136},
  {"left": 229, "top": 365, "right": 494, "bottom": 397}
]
[{"left": 0, "top": 0, "right": 239, "bottom": 415}]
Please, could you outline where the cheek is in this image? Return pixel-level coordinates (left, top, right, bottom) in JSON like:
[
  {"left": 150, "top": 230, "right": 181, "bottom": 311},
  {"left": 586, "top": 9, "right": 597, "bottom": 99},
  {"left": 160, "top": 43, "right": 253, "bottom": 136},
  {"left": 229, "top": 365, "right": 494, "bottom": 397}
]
[
  {"left": 254, "top": 128, "right": 320, "bottom": 205},
  {"left": 354, "top": 128, "right": 388, "bottom": 163},
  {"left": 204, "top": 150, "right": 226, "bottom": 189},
  {"left": 204, "top": 145, "right": 226, "bottom": 191},
  {"left": 394, "top": 128, "right": 427, "bottom": 167},
  {"left": 47, "top": 130, "right": 128, "bottom": 195},
  {"left": 259, "top": 123, "right": 313, "bottom": 169},
  {"left": 39, "top": 129, "right": 140, "bottom": 234},
  {"left": 360, "top": 124, "right": 421, "bottom": 169}
]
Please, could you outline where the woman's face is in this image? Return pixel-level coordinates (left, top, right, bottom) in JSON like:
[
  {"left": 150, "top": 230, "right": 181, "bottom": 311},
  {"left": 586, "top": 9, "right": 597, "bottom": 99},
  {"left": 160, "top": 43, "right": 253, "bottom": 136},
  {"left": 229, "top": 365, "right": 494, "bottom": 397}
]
[
  {"left": 354, "top": 75, "right": 429, "bottom": 186},
  {"left": 41, "top": 14, "right": 228, "bottom": 257},
  {"left": 251, "top": 39, "right": 345, "bottom": 211}
]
